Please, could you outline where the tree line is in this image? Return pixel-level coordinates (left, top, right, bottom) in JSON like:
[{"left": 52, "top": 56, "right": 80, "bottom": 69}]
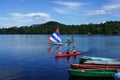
[{"left": 0, "top": 21, "right": 120, "bottom": 35}]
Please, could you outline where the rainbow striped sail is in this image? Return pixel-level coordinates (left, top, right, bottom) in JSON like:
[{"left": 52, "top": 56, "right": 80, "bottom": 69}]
[{"left": 48, "top": 28, "right": 62, "bottom": 45}]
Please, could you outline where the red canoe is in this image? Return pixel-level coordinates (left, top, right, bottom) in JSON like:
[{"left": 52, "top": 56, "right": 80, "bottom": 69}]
[
  {"left": 55, "top": 52, "right": 80, "bottom": 57},
  {"left": 71, "top": 64, "right": 120, "bottom": 69}
]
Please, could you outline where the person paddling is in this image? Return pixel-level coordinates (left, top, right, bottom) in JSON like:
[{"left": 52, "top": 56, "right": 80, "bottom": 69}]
[
  {"left": 72, "top": 46, "right": 77, "bottom": 53},
  {"left": 66, "top": 48, "right": 71, "bottom": 54},
  {"left": 58, "top": 50, "right": 62, "bottom": 54}
]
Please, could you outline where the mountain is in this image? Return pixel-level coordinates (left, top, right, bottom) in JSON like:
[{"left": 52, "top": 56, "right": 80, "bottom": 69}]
[
  {"left": 39, "top": 21, "right": 66, "bottom": 27},
  {"left": 0, "top": 21, "right": 120, "bottom": 34}
]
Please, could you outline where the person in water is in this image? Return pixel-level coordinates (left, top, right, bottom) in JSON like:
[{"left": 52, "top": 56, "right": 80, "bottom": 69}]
[{"left": 72, "top": 46, "right": 77, "bottom": 53}]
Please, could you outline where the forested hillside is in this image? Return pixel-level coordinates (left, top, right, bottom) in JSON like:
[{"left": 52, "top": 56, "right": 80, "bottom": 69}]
[{"left": 0, "top": 21, "right": 120, "bottom": 35}]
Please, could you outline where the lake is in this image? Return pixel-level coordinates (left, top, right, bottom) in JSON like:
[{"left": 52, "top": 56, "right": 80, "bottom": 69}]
[{"left": 0, "top": 35, "right": 119, "bottom": 80}]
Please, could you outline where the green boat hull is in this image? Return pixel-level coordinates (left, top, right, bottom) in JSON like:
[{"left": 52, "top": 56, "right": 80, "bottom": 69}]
[{"left": 67, "top": 69, "right": 117, "bottom": 77}]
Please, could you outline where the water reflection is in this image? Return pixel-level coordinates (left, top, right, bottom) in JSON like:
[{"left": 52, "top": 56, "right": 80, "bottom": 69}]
[
  {"left": 47, "top": 44, "right": 61, "bottom": 53},
  {"left": 55, "top": 56, "right": 77, "bottom": 63},
  {"left": 0, "top": 63, "right": 24, "bottom": 80},
  {"left": 68, "top": 77, "right": 114, "bottom": 80}
]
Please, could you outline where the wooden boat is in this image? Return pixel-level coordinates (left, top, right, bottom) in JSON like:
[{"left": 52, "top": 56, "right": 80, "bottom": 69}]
[
  {"left": 55, "top": 52, "right": 80, "bottom": 57},
  {"left": 114, "top": 72, "right": 120, "bottom": 80},
  {"left": 79, "top": 56, "right": 118, "bottom": 61},
  {"left": 83, "top": 60, "right": 120, "bottom": 65},
  {"left": 67, "top": 69, "right": 117, "bottom": 77},
  {"left": 71, "top": 64, "right": 120, "bottom": 69}
]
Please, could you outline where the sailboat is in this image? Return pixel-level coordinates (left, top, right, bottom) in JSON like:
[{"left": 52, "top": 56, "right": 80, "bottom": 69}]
[{"left": 48, "top": 27, "right": 62, "bottom": 45}]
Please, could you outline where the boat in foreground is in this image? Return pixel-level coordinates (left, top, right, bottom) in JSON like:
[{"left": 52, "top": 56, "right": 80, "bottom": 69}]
[
  {"left": 83, "top": 60, "right": 120, "bottom": 65},
  {"left": 55, "top": 52, "right": 80, "bottom": 57},
  {"left": 71, "top": 64, "right": 120, "bottom": 69},
  {"left": 68, "top": 76, "right": 114, "bottom": 80},
  {"left": 114, "top": 72, "right": 120, "bottom": 80},
  {"left": 67, "top": 69, "right": 117, "bottom": 77},
  {"left": 79, "top": 56, "right": 118, "bottom": 61}
]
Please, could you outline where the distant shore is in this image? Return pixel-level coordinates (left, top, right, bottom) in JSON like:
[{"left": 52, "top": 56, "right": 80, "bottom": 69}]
[{"left": 0, "top": 21, "right": 120, "bottom": 35}]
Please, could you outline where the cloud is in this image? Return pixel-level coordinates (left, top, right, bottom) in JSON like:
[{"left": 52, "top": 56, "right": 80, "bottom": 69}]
[
  {"left": 53, "top": 1, "right": 86, "bottom": 14},
  {"left": 103, "top": 4, "right": 120, "bottom": 10},
  {"left": 0, "top": 17, "right": 9, "bottom": 20},
  {"left": 53, "top": 8, "right": 66, "bottom": 14},
  {"left": 10, "top": 12, "right": 50, "bottom": 18},
  {"left": 53, "top": 1, "right": 84, "bottom": 8},
  {"left": 84, "top": 10, "right": 109, "bottom": 16},
  {"left": 0, "top": 12, "right": 56, "bottom": 27},
  {"left": 82, "top": 0, "right": 120, "bottom": 16},
  {"left": 11, "top": 12, "right": 56, "bottom": 26}
]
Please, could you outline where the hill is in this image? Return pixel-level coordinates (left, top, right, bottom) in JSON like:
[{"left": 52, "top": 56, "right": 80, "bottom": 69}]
[{"left": 0, "top": 21, "right": 120, "bottom": 35}]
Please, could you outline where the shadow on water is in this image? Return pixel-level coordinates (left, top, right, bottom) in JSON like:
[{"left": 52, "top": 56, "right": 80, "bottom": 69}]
[{"left": 68, "top": 77, "right": 115, "bottom": 80}]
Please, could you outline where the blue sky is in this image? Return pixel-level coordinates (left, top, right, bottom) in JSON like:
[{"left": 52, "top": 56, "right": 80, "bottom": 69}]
[{"left": 0, "top": 0, "right": 120, "bottom": 28}]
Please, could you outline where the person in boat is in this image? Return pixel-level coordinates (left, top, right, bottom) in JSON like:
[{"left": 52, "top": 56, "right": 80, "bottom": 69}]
[
  {"left": 71, "top": 35, "right": 75, "bottom": 43},
  {"left": 57, "top": 50, "right": 62, "bottom": 54},
  {"left": 79, "top": 57, "right": 87, "bottom": 64},
  {"left": 67, "top": 39, "right": 71, "bottom": 46},
  {"left": 66, "top": 36, "right": 72, "bottom": 46},
  {"left": 72, "top": 46, "right": 76, "bottom": 53},
  {"left": 66, "top": 48, "right": 71, "bottom": 54}
]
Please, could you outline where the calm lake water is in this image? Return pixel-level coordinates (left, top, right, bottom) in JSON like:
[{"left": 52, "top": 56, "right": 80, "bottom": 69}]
[{"left": 0, "top": 35, "right": 120, "bottom": 80}]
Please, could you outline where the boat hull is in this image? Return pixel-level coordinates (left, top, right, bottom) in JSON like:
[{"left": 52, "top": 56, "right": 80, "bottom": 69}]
[
  {"left": 53, "top": 42, "right": 63, "bottom": 45},
  {"left": 71, "top": 64, "right": 120, "bottom": 69},
  {"left": 114, "top": 72, "right": 120, "bottom": 80},
  {"left": 83, "top": 60, "right": 120, "bottom": 65},
  {"left": 55, "top": 52, "right": 80, "bottom": 57},
  {"left": 79, "top": 56, "right": 118, "bottom": 61},
  {"left": 67, "top": 69, "right": 117, "bottom": 77}
]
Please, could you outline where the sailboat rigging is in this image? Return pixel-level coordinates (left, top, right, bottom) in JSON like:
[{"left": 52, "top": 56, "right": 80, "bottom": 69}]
[{"left": 48, "top": 27, "right": 62, "bottom": 45}]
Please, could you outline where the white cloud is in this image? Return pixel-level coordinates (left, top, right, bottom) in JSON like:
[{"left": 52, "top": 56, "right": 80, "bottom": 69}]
[
  {"left": 53, "top": 8, "right": 67, "bottom": 14},
  {"left": 83, "top": 1, "right": 120, "bottom": 16},
  {"left": 10, "top": 12, "right": 50, "bottom": 18},
  {"left": 10, "top": 12, "right": 55, "bottom": 26},
  {"left": 0, "top": 12, "right": 56, "bottom": 27},
  {"left": 53, "top": 1, "right": 86, "bottom": 14},
  {"left": 0, "top": 17, "right": 9, "bottom": 20},
  {"left": 84, "top": 10, "right": 108, "bottom": 16},
  {"left": 10, "top": 13, "right": 24, "bottom": 18},
  {"left": 53, "top": 1, "right": 84, "bottom": 8},
  {"left": 103, "top": 4, "right": 120, "bottom": 10}
]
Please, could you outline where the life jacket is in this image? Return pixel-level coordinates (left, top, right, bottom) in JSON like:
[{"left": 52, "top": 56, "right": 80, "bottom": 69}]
[
  {"left": 58, "top": 51, "right": 62, "bottom": 54},
  {"left": 72, "top": 49, "right": 76, "bottom": 53}
]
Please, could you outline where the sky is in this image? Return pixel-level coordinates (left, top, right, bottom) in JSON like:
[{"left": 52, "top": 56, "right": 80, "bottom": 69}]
[{"left": 0, "top": 0, "right": 120, "bottom": 28}]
